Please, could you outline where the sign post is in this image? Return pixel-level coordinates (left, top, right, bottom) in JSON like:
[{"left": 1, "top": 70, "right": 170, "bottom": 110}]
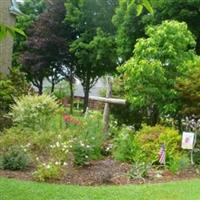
[{"left": 181, "top": 132, "right": 197, "bottom": 164}]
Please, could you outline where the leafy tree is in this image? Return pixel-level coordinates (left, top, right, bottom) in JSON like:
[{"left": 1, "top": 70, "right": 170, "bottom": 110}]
[
  {"left": 150, "top": 0, "right": 200, "bottom": 54},
  {"left": 13, "top": 0, "right": 46, "bottom": 65},
  {"left": 112, "top": 0, "right": 153, "bottom": 63},
  {"left": 21, "top": 0, "right": 75, "bottom": 95},
  {"left": 65, "top": 0, "right": 118, "bottom": 112},
  {"left": 119, "top": 20, "right": 198, "bottom": 125},
  {"left": 110, "top": 76, "right": 144, "bottom": 129},
  {"left": 176, "top": 58, "right": 200, "bottom": 117}
]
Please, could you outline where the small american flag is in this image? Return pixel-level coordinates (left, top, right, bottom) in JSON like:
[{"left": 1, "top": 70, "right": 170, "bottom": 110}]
[{"left": 159, "top": 144, "right": 166, "bottom": 165}]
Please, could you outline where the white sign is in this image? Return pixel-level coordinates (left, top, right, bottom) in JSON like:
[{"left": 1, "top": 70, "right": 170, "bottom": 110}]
[{"left": 181, "top": 132, "right": 195, "bottom": 150}]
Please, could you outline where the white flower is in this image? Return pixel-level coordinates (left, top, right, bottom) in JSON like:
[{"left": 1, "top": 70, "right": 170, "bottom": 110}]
[
  {"left": 26, "top": 143, "right": 31, "bottom": 147},
  {"left": 46, "top": 165, "right": 51, "bottom": 169},
  {"left": 55, "top": 162, "right": 60, "bottom": 165},
  {"left": 106, "top": 147, "right": 110, "bottom": 151},
  {"left": 80, "top": 142, "right": 85, "bottom": 147},
  {"left": 85, "top": 155, "right": 88, "bottom": 158},
  {"left": 63, "top": 162, "right": 68, "bottom": 166},
  {"left": 56, "top": 142, "right": 60, "bottom": 147},
  {"left": 86, "top": 145, "right": 90, "bottom": 148}
]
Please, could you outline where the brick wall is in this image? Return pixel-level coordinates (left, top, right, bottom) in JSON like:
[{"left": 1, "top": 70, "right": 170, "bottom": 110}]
[{"left": 0, "top": 0, "right": 16, "bottom": 75}]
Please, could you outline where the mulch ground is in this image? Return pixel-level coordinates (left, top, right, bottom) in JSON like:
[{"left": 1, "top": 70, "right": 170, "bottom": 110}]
[{"left": 0, "top": 157, "right": 200, "bottom": 186}]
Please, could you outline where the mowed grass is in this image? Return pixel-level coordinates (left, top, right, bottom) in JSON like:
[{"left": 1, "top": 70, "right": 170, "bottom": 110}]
[{"left": 1, "top": 178, "right": 200, "bottom": 200}]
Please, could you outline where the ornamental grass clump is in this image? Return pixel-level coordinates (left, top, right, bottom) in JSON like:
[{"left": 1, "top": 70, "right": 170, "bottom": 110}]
[{"left": 10, "top": 94, "right": 61, "bottom": 131}]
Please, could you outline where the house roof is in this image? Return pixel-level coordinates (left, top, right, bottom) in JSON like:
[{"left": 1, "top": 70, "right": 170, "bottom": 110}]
[{"left": 10, "top": 0, "right": 22, "bottom": 16}]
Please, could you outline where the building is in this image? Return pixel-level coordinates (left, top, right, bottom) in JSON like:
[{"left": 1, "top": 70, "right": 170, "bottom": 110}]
[{"left": 0, "top": 0, "right": 21, "bottom": 75}]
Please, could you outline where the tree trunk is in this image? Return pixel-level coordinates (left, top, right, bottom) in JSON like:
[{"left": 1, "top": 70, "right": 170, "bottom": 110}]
[
  {"left": 103, "top": 77, "right": 112, "bottom": 136},
  {"left": 83, "top": 84, "right": 90, "bottom": 113},
  {"left": 83, "top": 73, "right": 91, "bottom": 113},
  {"left": 51, "top": 80, "right": 55, "bottom": 93},
  {"left": 38, "top": 85, "right": 43, "bottom": 95},
  {"left": 149, "top": 104, "right": 159, "bottom": 126},
  {"left": 38, "top": 80, "right": 43, "bottom": 95},
  {"left": 69, "top": 73, "right": 74, "bottom": 114}
]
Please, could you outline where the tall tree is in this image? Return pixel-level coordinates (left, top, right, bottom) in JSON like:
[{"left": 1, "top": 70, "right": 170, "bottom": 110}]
[
  {"left": 65, "top": 0, "right": 118, "bottom": 112},
  {"left": 119, "top": 21, "right": 198, "bottom": 125},
  {"left": 21, "top": 0, "right": 75, "bottom": 95},
  {"left": 150, "top": 0, "right": 200, "bottom": 54},
  {"left": 176, "top": 58, "right": 200, "bottom": 117},
  {"left": 112, "top": 0, "right": 153, "bottom": 63},
  {"left": 13, "top": 0, "right": 46, "bottom": 66}
]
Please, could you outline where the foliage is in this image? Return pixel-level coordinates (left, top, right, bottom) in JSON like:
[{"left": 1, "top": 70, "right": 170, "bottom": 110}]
[
  {"left": 72, "top": 139, "right": 93, "bottom": 166},
  {"left": 10, "top": 94, "right": 61, "bottom": 131},
  {"left": 33, "top": 162, "right": 62, "bottom": 182},
  {"left": 110, "top": 76, "right": 149, "bottom": 128},
  {"left": 0, "top": 24, "right": 25, "bottom": 41},
  {"left": 0, "top": 111, "right": 104, "bottom": 169},
  {"left": 150, "top": 0, "right": 200, "bottom": 55},
  {"left": 16, "top": 0, "right": 46, "bottom": 31},
  {"left": 46, "top": 80, "right": 70, "bottom": 100},
  {"left": 112, "top": 0, "right": 147, "bottom": 62},
  {"left": 135, "top": 125, "right": 181, "bottom": 166},
  {"left": 49, "top": 134, "right": 70, "bottom": 164},
  {"left": 0, "top": 69, "right": 29, "bottom": 131},
  {"left": 113, "top": 126, "right": 136, "bottom": 162},
  {"left": 176, "top": 59, "right": 200, "bottom": 117},
  {"left": 168, "top": 154, "right": 190, "bottom": 174},
  {"left": 0, "top": 68, "right": 28, "bottom": 112},
  {"left": 65, "top": 0, "right": 117, "bottom": 112},
  {"left": 13, "top": 0, "right": 46, "bottom": 65},
  {"left": 1, "top": 146, "right": 29, "bottom": 171},
  {"left": 129, "top": 162, "right": 151, "bottom": 180},
  {"left": 0, "top": 75, "right": 15, "bottom": 112},
  {"left": 69, "top": 112, "right": 104, "bottom": 166},
  {"left": 21, "top": 0, "right": 74, "bottom": 94},
  {"left": 119, "top": 20, "right": 198, "bottom": 124}
]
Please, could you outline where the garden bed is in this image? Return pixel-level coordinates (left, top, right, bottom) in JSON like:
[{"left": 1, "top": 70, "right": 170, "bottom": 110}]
[{"left": 0, "top": 157, "right": 200, "bottom": 186}]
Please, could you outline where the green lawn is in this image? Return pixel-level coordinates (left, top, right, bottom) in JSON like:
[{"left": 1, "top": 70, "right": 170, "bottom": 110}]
[{"left": 0, "top": 178, "right": 200, "bottom": 200}]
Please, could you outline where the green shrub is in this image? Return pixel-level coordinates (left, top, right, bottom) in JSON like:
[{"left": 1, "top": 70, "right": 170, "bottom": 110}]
[
  {"left": 135, "top": 125, "right": 181, "bottom": 165},
  {"left": 129, "top": 162, "right": 151, "bottom": 180},
  {"left": 0, "top": 127, "right": 72, "bottom": 168},
  {"left": 49, "top": 134, "right": 70, "bottom": 164},
  {"left": 10, "top": 94, "right": 61, "bottom": 131},
  {"left": 113, "top": 126, "right": 136, "bottom": 162},
  {"left": 70, "top": 111, "right": 104, "bottom": 166},
  {"left": 72, "top": 140, "right": 92, "bottom": 166},
  {"left": 0, "top": 69, "right": 28, "bottom": 131},
  {"left": 0, "top": 128, "right": 30, "bottom": 154},
  {"left": 1, "top": 146, "right": 29, "bottom": 171},
  {"left": 33, "top": 162, "right": 62, "bottom": 182},
  {"left": 168, "top": 154, "right": 190, "bottom": 173}
]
